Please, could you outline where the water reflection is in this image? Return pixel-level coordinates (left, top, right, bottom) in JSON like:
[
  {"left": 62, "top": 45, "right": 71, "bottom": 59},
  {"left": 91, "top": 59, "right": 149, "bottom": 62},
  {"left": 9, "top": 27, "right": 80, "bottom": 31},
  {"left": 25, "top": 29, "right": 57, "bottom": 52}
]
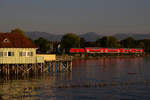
[
  {"left": 72, "top": 57, "right": 146, "bottom": 83},
  {"left": 0, "top": 57, "right": 150, "bottom": 100},
  {"left": 0, "top": 72, "right": 72, "bottom": 100}
]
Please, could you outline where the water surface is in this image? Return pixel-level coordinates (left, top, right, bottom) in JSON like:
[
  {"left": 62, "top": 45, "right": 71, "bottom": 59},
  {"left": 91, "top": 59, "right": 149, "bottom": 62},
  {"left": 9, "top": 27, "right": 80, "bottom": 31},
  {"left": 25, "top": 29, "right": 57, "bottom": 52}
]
[{"left": 0, "top": 57, "right": 150, "bottom": 100}]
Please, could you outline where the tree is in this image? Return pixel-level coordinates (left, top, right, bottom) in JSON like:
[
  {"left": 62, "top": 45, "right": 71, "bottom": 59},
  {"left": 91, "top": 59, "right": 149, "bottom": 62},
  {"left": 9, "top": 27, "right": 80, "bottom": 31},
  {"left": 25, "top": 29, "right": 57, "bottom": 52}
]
[
  {"left": 108, "top": 36, "right": 120, "bottom": 48},
  {"left": 61, "top": 33, "right": 80, "bottom": 51},
  {"left": 34, "top": 37, "right": 50, "bottom": 53},
  {"left": 96, "top": 36, "right": 120, "bottom": 48},
  {"left": 96, "top": 38, "right": 102, "bottom": 47},
  {"left": 121, "top": 37, "right": 136, "bottom": 48},
  {"left": 80, "top": 37, "right": 86, "bottom": 48},
  {"left": 136, "top": 41, "right": 145, "bottom": 49},
  {"left": 139, "top": 39, "right": 150, "bottom": 52},
  {"left": 11, "top": 28, "right": 25, "bottom": 35},
  {"left": 11, "top": 28, "right": 32, "bottom": 40}
]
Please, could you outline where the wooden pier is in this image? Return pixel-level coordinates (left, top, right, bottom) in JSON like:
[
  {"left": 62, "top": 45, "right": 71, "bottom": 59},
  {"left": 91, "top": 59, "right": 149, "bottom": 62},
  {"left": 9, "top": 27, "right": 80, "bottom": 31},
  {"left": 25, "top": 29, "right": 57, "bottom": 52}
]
[{"left": 0, "top": 57, "right": 72, "bottom": 76}]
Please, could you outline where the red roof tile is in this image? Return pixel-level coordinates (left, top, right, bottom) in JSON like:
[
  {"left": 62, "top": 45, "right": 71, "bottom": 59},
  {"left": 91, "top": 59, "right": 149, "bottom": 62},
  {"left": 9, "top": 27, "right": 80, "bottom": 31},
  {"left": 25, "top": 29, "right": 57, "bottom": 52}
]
[{"left": 0, "top": 33, "right": 37, "bottom": 48}]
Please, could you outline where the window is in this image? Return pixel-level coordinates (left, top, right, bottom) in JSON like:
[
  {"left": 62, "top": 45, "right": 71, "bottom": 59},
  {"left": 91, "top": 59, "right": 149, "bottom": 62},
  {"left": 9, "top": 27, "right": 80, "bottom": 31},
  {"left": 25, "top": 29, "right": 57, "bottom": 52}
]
[
  {"left": 3, "top": 52, "right": 7, "bottom": 56},
  {"left": 0, "top": 52, "right": 3, "bottom": 57},
  {"left": 3, "top": 38, "right": 9, "bottom": 43},
  {"left": 8, "top": 52, "right": 14, "bottom": 56},
  {"left": 19, "top": 52, "right": 22, "bottom": 56},
  {"left": 19, "top": 52, "right": 26, "bottom": 56},
  {"left": 22, "top": 52, "right": 26, "bottom": 56},
  {"left": 27, "top": 52, "right": 33, "bottom": 56},
  {"left": 8, "top": 52, "right": 11, "bottom": 56},
  {"left": 19, "top": 52, "right": 33, "bottom": 56},
  {"left": 0, "top": 52, "right": 14, "bottom": 57}
]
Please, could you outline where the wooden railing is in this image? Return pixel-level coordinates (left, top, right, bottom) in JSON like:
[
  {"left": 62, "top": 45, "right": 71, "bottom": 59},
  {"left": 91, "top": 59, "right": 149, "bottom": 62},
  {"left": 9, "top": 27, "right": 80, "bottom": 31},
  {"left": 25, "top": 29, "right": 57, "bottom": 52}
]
[
  {"left": 0, "top": 57, "right": 37, "bottom": 64},
  {"left": 56, "top": 55, "right": 72, "bottom": 61}
]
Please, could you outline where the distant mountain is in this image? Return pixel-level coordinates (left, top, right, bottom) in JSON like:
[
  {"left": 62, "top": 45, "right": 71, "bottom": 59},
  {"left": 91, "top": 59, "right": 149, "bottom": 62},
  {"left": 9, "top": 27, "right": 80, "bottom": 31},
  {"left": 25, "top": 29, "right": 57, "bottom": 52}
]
[
  {"left": 25, "top": 31, "right": 62, "bottom": 41},
  {"left": 113, "top": 33, "right": 130, "bottom": 40},
  {"left": 132, "top": 34, "right": 150, "bottom": 40},
  {"left": 25, "top": 31, "right": 103, "bottom": 41},
  {"left": 114, "top": 33, "right": 150, "bottom": 40},
  {"left": 25, "top": 31, "right": 150, "bottom": 41},
  {"left": 79, "top": 32, "right": 103, "bottom": 41}
]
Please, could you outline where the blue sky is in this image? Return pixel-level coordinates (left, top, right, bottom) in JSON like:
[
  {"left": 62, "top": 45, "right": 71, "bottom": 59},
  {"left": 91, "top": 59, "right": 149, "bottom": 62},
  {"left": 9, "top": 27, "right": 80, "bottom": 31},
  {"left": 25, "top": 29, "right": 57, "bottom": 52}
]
[{"left": 0, "top": 0, "right": 150, "bottom": 34}]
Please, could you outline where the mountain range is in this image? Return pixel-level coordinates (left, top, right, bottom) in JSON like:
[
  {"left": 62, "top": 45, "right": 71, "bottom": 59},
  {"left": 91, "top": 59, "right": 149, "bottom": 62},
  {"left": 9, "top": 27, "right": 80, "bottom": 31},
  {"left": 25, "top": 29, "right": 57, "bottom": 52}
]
[{"left": 25, "top": 32, "right": 150, "bottom": 41}]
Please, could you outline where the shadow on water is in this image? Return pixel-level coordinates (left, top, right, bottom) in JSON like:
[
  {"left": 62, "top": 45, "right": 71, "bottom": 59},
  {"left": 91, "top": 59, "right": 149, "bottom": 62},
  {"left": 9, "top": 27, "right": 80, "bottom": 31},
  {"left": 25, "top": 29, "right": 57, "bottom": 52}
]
[
  {"left": 0, "top": 94, "right": 4, "bottom": 100},
  {"left": 0, "top": 72, "right": 72, "bottom": 100}
]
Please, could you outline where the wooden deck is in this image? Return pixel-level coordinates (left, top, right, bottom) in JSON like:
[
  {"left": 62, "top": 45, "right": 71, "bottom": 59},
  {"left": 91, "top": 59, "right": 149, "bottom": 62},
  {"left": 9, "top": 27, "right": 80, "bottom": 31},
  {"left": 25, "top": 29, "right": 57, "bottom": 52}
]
[
  {"left": 0, "top": 56, "right": 73, "bottom": 76},
  {"left": 56, "top": 55, "right": 73, "bottom": 61}
]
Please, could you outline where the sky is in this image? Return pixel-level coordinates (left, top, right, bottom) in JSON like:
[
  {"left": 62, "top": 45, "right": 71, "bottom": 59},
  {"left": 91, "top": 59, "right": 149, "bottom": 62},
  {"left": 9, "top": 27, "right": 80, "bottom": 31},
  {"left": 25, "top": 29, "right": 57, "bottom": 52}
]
[{"left": 0, "top": 0, "right": 150, "bottom": 34}]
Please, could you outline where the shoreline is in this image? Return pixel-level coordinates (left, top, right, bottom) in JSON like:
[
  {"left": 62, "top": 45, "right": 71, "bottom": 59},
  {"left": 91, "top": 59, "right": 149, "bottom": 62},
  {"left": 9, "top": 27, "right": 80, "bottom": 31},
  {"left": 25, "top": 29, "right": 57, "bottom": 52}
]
[
  {"left": 70, "top": 54, "right": 149, "bottom": 60},
  {"left": 58, "top": 53, "right": 150, "bottom": 60}
]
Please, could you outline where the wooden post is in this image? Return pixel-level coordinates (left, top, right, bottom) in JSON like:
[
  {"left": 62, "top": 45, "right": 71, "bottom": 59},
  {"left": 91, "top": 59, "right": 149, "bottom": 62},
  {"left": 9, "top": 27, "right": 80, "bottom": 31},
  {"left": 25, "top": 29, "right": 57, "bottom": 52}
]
[
  {"left": 67, "top": 61, "right": 69, "bottom": 72},
  {"left": 70, "top": 61, "right": 72, "bottom": 72},
  {"left": 60, "top": 62, "right": 63, "bottom": 72},
  {"left": 0, "top": 65, "right": 1, "bottom": 74},
  {"left": 1, "top": 65, "right": 3, "bottom": 74},
  {"left": 17, "top": 64, "right": 19, "bottom": 75},
  {"left": 5, "top": 65, "right": 7, "bottom": 75},
  {"left": 27, "top": 64, "right": 29, "bottom": 75},
  {"left": 14, "top": 65, "right": 16, "bottom": 75},
  {"left": 58, "top": 61, "right": 61, "bottom": 72},
  {"left": 53, "top": 61, "right": 55, "bottom": 72},
  {"left": 34, "top": 64, "right": 36, "bottom": 74},
  {"left": 57, "top": 61, "right": 59, "bottom": 72},
  {"left": 8, "top": 64, "right": 10, "bottom": 76},
  {"left": 49, "top": 62, "right": 51, "bottom": 72},
  {"left": 12, "top": 65, "right": 14, "bottom": 75},
  {"left": 41, "top": 63, "right": 43, "bottom": 73},
  {"left": 62, "top": 62, "right": 64, "bottom": 71},
  {"left": 46, "top": 63, "right": 48, "bottom": 72}
]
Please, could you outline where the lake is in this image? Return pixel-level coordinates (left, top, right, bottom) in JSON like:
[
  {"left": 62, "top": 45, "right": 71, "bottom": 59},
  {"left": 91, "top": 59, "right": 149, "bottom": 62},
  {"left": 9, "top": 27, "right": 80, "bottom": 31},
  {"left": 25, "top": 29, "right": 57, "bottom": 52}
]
[{"left": 0, "top": 57, "right": 150, "bottom": 100}]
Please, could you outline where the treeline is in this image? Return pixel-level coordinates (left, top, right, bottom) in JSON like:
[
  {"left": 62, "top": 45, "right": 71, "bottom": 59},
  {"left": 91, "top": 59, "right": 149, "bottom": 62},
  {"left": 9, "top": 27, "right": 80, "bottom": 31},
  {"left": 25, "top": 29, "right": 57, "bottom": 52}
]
[
  {"left": 60, "top": 33, "right": 150, "bottom": 53},
  {"left": 9, "top": 28, "right": 150, "bottom": 53},
  {"left": 34, "top": 33, "right": 150, "bottom": 54}
]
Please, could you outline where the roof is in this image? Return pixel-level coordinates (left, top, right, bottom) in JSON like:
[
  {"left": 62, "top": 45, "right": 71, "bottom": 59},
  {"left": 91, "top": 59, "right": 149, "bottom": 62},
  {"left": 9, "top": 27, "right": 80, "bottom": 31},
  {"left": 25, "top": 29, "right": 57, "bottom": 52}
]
[{"left": 0, "top": 33, "right": 37, "bottom": 48}]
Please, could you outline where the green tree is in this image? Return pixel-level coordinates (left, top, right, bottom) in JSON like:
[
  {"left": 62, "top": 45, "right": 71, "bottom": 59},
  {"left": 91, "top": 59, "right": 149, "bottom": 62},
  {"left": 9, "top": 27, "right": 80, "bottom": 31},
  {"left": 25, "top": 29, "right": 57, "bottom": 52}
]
[
  {"left": 11, "top": 28, "right": 25, "bottom": 35},
  {"left": 139, "top": 39, "right": 150, "bottom": 52},
  {"left": 96, "top": 36, "right": 120, "bottom": 48},
  {"left": 80, "top": 37, "right": 86, "bottom": 48},
  {"left": 11, "top": 28, "right": 32, "bottom": 40},
  {"left": 136, "top": 40, "right": 145, "bottom": 49},
  {"left": 61, "top": 33, "right": 80, "bottom": 51},
  {"left": 96, "top": 38, "right": 102, "bottom": 47},
  {"left": 121, "top": 37, "right": 136, "bottom": 48},
  {"left": 34, "top": 37, "right": 50, "bottom": 53}
]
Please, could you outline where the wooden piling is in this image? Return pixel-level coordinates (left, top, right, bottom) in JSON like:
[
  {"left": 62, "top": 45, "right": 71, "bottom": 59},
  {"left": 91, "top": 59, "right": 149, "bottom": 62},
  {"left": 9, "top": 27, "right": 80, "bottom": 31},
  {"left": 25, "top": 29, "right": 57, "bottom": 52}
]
[
  {"left": 0, "top": 57, "right": 72, "bottom": 76},
  {"left": 49, "top": 63, "right": 51, "bottom": 72},
  {"left": 59, "top": 62, "right": 62, "bottom": 72},
  {"left": 53, "top": 61, "right": 55, "bottom": 72}
]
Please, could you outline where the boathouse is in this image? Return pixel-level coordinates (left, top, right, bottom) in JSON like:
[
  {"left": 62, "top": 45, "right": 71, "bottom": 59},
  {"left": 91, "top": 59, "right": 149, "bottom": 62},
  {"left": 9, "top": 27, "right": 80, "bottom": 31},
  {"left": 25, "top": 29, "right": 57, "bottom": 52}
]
[
  {"left": 0, "top": 33, "right": 40, "bottom": 64},
  {"left": 0, "top": 33, "right": 72, "bottom": 76}
]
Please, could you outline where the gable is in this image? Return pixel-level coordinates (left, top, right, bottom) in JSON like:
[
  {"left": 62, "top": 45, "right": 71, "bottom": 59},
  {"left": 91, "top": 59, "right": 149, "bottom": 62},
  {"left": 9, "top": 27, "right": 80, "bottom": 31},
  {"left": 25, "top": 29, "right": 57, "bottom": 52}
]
[{"left": 0, "top": 33, "right": 37, "bottom": 48}]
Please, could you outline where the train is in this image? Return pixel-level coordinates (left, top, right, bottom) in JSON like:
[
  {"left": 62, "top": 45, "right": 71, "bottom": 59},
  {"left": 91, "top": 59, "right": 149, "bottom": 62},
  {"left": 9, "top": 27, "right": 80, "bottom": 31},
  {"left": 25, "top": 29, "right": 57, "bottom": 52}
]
[{"left": 69, "top": 48, "right": 144, "bottom": 54}]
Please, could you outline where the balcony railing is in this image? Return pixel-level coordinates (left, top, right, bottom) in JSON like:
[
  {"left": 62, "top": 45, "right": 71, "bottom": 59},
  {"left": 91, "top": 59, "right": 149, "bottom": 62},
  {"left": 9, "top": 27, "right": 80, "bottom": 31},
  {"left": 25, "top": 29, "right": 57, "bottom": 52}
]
[
  {"left": 56, "top": 55, "right": 72, "bottom": 61},
  {"left": 0, "top": 57, "right": 37, "bottom": 64}
]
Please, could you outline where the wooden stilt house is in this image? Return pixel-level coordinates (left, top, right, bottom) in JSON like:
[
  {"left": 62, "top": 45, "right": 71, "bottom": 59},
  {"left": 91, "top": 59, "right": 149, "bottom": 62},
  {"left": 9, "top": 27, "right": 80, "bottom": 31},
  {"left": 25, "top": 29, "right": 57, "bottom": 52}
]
[
  {"left": 0, "top": 33, "right": 43, "bottom": 64},
  {"left": 0, "top": 33, "right": 72, "bottom": 75}
]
